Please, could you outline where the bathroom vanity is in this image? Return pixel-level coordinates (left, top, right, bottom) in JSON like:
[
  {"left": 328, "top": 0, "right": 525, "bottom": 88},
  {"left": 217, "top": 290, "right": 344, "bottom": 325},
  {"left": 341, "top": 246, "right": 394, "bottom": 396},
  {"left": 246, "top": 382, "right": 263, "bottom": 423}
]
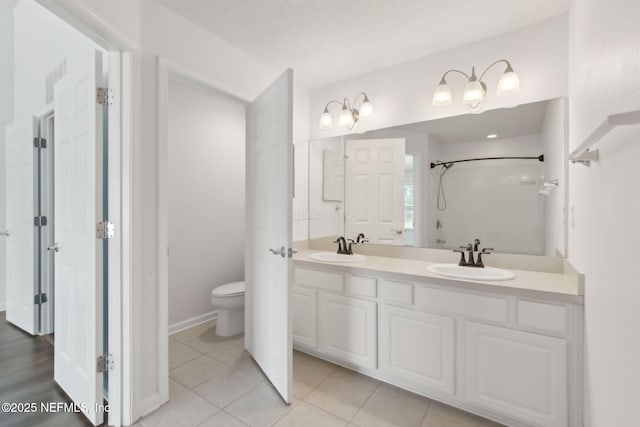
[{"left": 292, "top": 250, "right": 583, "bottom": 427}]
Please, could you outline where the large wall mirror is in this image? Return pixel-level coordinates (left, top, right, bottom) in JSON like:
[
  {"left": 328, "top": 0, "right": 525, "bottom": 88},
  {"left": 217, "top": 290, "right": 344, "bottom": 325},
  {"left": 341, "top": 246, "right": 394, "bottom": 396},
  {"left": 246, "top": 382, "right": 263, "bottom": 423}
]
[{"left": 308, "top": 98, "right": 568, "bottom": 257}]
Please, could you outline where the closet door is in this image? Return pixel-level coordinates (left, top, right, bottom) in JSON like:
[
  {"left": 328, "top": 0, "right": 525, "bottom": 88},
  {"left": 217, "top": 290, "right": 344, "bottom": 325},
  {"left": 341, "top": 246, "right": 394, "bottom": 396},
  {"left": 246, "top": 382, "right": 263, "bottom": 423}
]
[{"left": 4, "top": 119, "right": 37, "bottom": 334}]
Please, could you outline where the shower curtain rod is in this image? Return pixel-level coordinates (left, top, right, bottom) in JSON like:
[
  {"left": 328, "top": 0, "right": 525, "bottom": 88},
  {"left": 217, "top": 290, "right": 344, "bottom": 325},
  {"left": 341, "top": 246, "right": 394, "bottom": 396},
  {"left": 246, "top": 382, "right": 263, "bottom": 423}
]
[{"left": 430, "top": 154, "right": 544, "bottom": 169}]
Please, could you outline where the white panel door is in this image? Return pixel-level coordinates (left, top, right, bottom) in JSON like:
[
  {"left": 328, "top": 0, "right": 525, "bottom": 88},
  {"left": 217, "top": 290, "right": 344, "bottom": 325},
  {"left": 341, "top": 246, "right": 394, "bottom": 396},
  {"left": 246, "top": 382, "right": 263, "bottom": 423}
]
[
  {"left": 318, "top": 292, "right": 377, "bottom": 369},
  {"left": 380, "top": 305, "right": 455, "bottom": 394},
  {"left": 53, "top": 51, "right": 105, "bottom": 425},
  {"left": 5, "top": 120, "right": 37, "bottom": 334},
  {"left": 245, "top": 69, "right": 294, "bottom": 403},
  {"left": 464, "top": 321, "right": 567, "bottom": 427},
  {"left": 345, "top": 138, "right": 405, "bottom": 245}
]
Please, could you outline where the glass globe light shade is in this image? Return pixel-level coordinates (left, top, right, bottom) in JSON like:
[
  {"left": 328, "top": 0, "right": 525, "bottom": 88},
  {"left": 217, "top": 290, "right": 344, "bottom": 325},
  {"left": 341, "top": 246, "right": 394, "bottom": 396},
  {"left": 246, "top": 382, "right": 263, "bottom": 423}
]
[
  {"left": 462, "top": 79, "right": 485, "bottom": 105},
  {"left": 339, "top": 105, "right": 354, "bottom": 128},
  {"left": 496, "top": 70, "right": 520, "bottom": 97},
  {"left": 319, "top": 108, "right": 333, "bottom": 129},
  {"left": 432, "top": 82, "right": 452, "bottom": 106}
]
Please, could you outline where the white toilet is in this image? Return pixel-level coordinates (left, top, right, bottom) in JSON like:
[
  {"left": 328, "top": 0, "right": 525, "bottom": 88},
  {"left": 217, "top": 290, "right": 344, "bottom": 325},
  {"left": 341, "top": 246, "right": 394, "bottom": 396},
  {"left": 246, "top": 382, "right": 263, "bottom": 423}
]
[{"left": 210, "top": 281, "right": 245, "bottom": 337}]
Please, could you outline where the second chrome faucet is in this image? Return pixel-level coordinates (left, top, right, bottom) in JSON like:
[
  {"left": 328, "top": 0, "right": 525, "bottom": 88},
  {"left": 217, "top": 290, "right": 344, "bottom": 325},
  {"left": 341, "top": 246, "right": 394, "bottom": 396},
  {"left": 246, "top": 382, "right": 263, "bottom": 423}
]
[
  {"left": 334, "top": 233, "right": 369, "bottom": 255},
  {"left": 453, "top": 238, "right": 493, "bottom": 268}
]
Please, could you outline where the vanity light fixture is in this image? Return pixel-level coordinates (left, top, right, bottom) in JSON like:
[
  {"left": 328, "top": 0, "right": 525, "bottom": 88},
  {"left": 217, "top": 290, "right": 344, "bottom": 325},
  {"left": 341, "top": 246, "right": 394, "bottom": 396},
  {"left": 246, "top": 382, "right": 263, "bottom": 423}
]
[
  {"left": 319, "top": 92, "right": 373, "bottom": 131},
  {"left": 432, "top": 59, "right": 520, "bottom": 111}
]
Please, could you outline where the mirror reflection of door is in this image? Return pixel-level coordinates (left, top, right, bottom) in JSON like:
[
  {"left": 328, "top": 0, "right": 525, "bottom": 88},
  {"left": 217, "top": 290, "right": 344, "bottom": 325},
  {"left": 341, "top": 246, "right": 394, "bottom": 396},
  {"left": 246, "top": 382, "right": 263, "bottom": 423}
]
[
  {"left": 310, "top": 98, "right": 568, "bottom": 257},
  {"left": 344, "top": 138, "right": 406, "bottom": 245}
]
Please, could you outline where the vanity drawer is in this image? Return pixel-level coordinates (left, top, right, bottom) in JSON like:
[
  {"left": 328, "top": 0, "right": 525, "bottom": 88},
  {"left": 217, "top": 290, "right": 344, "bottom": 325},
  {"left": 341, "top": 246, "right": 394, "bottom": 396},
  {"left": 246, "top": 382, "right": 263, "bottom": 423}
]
[
  {"left": 516, "top": 300, "right": 568, "bottom": 334},
  {"left": 295, "top": 267, "right": 344, "bottom": 293},
  {"left": 414, "top": 285, "right": 508, "bottom": 324},
  {"left": 348, "top": 275, "right": 377, "bottom": 298},
  {"left": 382, "top": 280, "right": 413, "bottom": 305}
]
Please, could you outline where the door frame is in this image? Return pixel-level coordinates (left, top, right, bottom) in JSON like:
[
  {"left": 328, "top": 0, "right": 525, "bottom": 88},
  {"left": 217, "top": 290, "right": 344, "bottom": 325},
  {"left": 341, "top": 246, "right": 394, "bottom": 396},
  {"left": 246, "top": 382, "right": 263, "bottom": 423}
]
[
  {"left": 34, "top": 1, "right": 135, "bottom": 425},
  {"left": 157, "top": 57, "right": 251, "bottom": 405}
]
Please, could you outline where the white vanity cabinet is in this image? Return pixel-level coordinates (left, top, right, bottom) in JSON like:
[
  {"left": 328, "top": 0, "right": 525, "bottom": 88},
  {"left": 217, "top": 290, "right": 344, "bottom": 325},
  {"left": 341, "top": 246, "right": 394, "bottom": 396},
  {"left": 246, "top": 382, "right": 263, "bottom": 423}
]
[
  {"left": 463, "top": 322, "right": 568, "bottom": 427},
  {"left": 318, "top": 293, "right": 377, "bottom": 369},
  {"left": 292, "top": 263, "right": 582, "bottom": 427},
  {"left": 292, "top": 286, "right": 317, "bottom": 348},
  {"left": 379, "top": 304, "right": 455, "bottom": 394}
]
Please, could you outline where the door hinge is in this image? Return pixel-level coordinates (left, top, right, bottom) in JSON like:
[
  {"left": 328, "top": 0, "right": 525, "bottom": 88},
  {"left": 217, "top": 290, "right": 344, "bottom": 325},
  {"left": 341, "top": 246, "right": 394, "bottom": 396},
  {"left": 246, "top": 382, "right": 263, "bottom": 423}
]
[
  {"left": 97, "top": 353, "right": 114, "bottom": 373},
  {"left": 34, "top": 293, "right": 48, "bottom": 305},
  {"left": 33, "top": 137, "right": 47, "bottom": 149},
  {"left": 96, "top": 221, "right": 115, "bottom": 239},
  {"left": 96, "top": 87, "right": 114, "bottom": 106},
  {"left": 34, "top": 216, "right": 48, "bottom": 227}
]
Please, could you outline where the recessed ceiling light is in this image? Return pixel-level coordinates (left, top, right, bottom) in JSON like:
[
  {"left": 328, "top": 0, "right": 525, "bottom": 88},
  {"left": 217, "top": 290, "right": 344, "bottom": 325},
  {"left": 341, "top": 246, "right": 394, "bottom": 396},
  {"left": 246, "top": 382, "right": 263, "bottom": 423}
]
[{"left": 487, "top": 134, "right": 498, "bottom": 139}]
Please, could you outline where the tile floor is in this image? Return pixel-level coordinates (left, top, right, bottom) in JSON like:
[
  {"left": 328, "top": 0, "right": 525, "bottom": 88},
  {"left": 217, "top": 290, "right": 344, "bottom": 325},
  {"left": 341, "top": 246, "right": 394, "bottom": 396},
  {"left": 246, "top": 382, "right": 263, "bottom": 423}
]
[{"left": 137, "top": 320, "right": 504, "bottom": 427}]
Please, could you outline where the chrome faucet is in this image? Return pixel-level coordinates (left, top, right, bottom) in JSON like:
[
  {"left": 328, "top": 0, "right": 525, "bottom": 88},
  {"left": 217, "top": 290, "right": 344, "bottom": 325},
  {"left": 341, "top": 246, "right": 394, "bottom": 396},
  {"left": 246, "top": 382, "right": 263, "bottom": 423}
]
[
  {"left": 333, "top": 236, "right": 348, "bottom": 254},
  {"left": 356, "top": 233, "right": 369, "bottom": 244},
  {"left": 453, "top": 241, "right": 493, "bottom": 268}
]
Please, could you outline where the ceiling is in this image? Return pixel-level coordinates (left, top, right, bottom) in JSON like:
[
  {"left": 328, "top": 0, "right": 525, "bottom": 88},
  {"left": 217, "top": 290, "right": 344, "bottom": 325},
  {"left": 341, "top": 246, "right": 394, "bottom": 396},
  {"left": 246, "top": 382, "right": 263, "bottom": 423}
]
[
  {"left": 152, "top": 0, "right": 569, "bottom": 88},
  {"left": 393, "top": 100, "right": 549, "bottom": 143}
]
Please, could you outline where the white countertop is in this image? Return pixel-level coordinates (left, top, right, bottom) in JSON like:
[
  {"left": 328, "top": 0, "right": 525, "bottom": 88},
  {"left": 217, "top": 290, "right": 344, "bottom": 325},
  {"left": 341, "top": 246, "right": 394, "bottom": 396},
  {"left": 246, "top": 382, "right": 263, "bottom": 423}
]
[{"left": 293, "top": 249, "right": 583, "bottom": 302}]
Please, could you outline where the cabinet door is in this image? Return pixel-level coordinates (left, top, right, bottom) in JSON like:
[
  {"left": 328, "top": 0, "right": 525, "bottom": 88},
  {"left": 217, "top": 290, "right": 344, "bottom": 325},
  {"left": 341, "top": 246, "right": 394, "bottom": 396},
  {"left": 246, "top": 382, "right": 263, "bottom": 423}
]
[
  {"left": 464, "top": 322, "right": 567, "bottom": 427},
  {"left": 292, "top": 286, "right": 317, "bottom": 348},
  {"left": 318, "top": 293, "right": 377, "bottom": 369},
  {"left": 380, "top": 305, "right": 455, "bottom": 394}
]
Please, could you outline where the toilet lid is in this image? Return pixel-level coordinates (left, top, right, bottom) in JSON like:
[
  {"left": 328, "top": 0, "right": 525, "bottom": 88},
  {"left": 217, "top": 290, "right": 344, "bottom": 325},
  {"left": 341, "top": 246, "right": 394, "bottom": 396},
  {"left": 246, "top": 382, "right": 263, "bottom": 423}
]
[{"left": 211, "top": 281, "right": 245, "bottom": 297}]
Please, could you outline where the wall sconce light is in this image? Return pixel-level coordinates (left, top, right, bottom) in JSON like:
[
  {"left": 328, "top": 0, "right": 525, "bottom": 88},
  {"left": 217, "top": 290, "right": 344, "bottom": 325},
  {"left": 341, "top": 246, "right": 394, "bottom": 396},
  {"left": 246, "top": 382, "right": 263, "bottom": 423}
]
[
  {"left": 432, "top": 59, "right": 520, "bottom": 111},
  {"left": 319, "top": 92, "right": 373, "bottom": 130}
]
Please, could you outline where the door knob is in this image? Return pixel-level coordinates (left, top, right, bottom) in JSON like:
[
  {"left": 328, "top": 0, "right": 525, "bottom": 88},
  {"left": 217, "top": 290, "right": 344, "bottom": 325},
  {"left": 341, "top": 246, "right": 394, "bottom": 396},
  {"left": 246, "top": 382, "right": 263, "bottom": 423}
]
[
  {"left": 269, "top": 246, "right": 286, "bottom": 258},
  {"left": 47, "top": 243, "right": 61, "bottom": 252},
  {"left": 391, "top": 228, "right": 404, "bottom": 235},
  {"left": 0, "top": 230, "right": 9, "bottom": 237}
]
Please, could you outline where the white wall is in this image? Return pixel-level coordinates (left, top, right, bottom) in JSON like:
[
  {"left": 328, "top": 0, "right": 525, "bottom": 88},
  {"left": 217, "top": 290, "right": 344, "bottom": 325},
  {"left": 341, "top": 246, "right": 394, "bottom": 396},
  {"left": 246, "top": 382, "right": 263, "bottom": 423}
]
[
  {"left": 167, "top": 81, "right": 245, "bottom": 326},
  {"left": 0, "top": 1, "right": 17, "bottom": 311},
  {"left": 541, "top": 98, "right": 567, "bottom": 256},
  {"left": 430, "top": 134, "right": 545, "bottom": 254},
  {"left": 308, "top": 14, "right": 568, "bottom": 141},
  {"left": 568, "top": 0, "right": 640, "bottom": 425},
  {"left": 14, "top": 0, "right": 102, "bottom": 119}
]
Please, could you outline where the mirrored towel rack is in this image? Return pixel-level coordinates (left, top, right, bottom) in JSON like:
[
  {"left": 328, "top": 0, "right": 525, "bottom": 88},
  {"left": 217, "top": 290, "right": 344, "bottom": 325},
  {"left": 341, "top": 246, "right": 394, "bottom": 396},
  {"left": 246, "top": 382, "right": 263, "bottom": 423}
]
[{"left": 570, "top": 110, "right": 640, "bottom": 166}]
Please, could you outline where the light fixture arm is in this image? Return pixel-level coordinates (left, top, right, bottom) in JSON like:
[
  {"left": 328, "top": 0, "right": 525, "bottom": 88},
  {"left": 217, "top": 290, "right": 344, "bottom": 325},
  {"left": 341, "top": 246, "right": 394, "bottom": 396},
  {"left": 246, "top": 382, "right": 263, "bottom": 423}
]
[
  {"left": 352, "top": 92, "right": 369, "bottom": 106},
  {"left": 438, "top": 69, "right": 472, "bottom": 84},
  {"left": 478, "top": 59, "right": 512, "bottom": 82},
  {"left": 323, "top": 100, "right": 346, "bottom": 111}
]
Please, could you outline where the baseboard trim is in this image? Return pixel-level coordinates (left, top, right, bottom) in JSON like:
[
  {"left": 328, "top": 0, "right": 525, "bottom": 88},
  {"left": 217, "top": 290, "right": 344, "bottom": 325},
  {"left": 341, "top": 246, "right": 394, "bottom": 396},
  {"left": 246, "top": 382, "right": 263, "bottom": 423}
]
[
  {"left": 168, "top": 310, "right": 218, "bottom": 336},
  {"left": 0, "top": 302, "right": 5, "bottom": 312}
]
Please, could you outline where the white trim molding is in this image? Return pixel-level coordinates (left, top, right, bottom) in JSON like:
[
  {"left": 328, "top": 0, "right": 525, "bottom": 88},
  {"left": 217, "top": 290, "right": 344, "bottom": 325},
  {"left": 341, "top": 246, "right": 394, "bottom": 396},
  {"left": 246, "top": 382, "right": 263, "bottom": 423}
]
[
  {"left": 0, "top": 302, "right": 6, "bottom": 312},
  {"left": 169, "top": 310, "right": 219, "bottom": 336}
]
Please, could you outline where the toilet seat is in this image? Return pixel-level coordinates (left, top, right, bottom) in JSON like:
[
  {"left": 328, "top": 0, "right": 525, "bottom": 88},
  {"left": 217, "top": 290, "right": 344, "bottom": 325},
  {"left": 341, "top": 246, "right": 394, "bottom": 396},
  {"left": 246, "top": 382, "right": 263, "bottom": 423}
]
[{"left": 211, "top": 281, "right": 245, "bottom": 297}]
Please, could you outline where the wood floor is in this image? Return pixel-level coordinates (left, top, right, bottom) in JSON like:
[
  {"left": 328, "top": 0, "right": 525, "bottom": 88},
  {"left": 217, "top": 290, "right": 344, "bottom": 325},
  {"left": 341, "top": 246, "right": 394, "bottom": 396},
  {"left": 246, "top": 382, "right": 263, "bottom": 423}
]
[{"left": 0, "top": 311, "right": 92, "bottom": 427}]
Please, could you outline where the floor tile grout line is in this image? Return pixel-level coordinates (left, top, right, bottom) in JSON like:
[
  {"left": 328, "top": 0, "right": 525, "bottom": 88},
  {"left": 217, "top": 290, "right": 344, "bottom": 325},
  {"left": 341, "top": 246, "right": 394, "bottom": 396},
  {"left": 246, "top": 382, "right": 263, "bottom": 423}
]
[
  {"left": 266, "top": 396, "right": 300, "bottom": 427},
  {"left": 190, "top": 372, "right": 264, "bottom": 410},
  {"left": 300, "top": 369, "right": 375, "bottom": 424},
  {"left": 417, "top": 398, "right": 432, "bottom": 427},
  {"left": 303, "top": 399, "right": 354, "bottom": 424}
]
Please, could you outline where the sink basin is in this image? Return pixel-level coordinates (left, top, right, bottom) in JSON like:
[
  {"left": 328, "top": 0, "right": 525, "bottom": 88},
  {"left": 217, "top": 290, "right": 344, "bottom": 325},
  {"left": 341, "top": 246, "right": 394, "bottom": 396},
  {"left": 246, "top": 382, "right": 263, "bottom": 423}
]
[
  {"left": 309, "top": 252, "right": 365, "bottom": 263},
  {"left": 427, "top": 263, "right": 515, "bottom": 281}
]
